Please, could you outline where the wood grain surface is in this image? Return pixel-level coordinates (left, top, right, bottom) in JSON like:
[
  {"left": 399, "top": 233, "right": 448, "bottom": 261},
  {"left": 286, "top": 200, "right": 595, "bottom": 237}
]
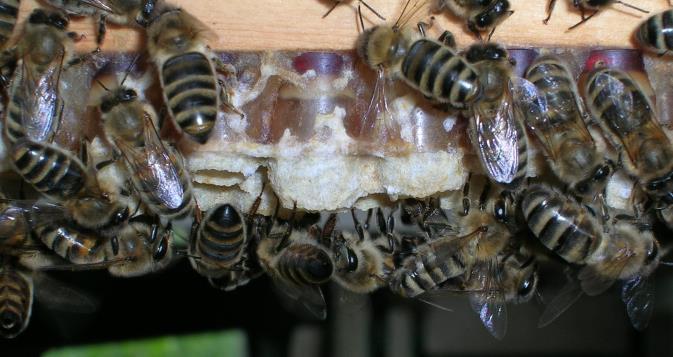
[{"left": 15, "top": 0, "right": 672, "bottom": 51}]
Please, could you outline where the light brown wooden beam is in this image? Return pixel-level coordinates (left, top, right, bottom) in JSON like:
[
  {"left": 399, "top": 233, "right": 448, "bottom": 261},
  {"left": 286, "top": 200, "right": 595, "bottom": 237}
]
[{"left": 15, "top": 0, "right": 672, "bottom": 51}]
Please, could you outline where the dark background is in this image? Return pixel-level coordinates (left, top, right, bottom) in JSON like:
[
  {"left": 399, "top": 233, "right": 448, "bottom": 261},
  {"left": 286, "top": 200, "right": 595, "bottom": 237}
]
[{"left": 3, "top": 256, "right": 673, "bottom": 357}]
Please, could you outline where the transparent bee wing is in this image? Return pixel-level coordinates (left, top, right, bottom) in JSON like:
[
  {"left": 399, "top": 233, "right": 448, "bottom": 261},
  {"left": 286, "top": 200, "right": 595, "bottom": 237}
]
[
  {"left": 33, "top": 272, "right": 99, "bottom": 314},
  {"left": 0, "top": 199, "right": 68, "bottom": 231},
  {"left": 468, "top": 260, "right": 507, "bottom": 340},
  {"left": 14, "top": 47, "right": 65, "bottom": 143},
  {"left": 116, "top": 113, "right": 188, "bottom": 212},
  {"left": 80, "top": 0, "right": 115, "bottom": 13},
  {"left": 578, "top": 250, "right": 632, "bottom": 296},
  {"left": 359, "top": 67, "right": 400, "bottom": 146},
  {"left": 0, "top": 205, "right": 31, "bottom": 247},
  {"left": 621, "top": 275, "right": 654, "bottom": 331},
  {"left": 512, "top": 77, "right": 594, "bottom": 160},
  {"left": 393, "top": 0, "right": 433, "bottom": 30},
  {"left": 591, "top": 72, "right": 635, "bottom": 132},
  {"left": 538, "top": 278, "right": 583, "bottom": 328},
  {"left": 272, "top": 277, "right": 327, "bottom": 320},
  {"left": 470, "top": 83, "right": 524, "bottom": 187}
]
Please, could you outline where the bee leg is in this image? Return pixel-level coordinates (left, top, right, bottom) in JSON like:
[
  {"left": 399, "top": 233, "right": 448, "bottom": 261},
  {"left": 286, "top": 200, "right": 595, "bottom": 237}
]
[
  {"left": 438, "top": 31, "right": 456, "bottom": 50},
  {"left": 248, "top": 181, "right": 266, "bottom": 217},
  {"left": 321, "top": 213, "right": 337, "bottom": 246},
  {"left": 322, "top": 1, "right": 341, "bottom": 18},
  {"left": 486, "top": 26, "right": 497, "bottom": 42},
  {"left": 96, "top": 14, "right": 107, "bottom": 50},
  {"left": 467, "top": 22, "right": 483, "bottom": 42},
  {"left": 65, "top": 49, "right": 100, "bottom": 69},
  {"left": 568, "top": 10, "right": 597, "bottom": 31},
  {"left": 67, "top": 32, "right": 86, "bottom": 42},
  {"left": 543, "top": 0, "right": 556, "bottom": 24},
  {"left": 363, "top": 208, "right": 373, "bottom": 230},
  {"left": 417, "top": 17, "right": 434, "bottom": 37},
  {"left": 217, "top": 79, "right": 244, "bottom": 118},
  {"left": 351, "top": 209, "right": 365, "bottom": 242}
]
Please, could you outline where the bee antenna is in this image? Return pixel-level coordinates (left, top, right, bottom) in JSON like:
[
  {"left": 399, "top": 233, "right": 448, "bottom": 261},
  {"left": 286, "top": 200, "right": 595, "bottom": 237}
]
[
  {"left": 120, "top": 53, "right": 141, "bottom": 86},
  {"left": 175, "top": 250, "right": 200, "bottom": 260},
  {"left": 322, "top": 1, "right": 340, "bottom": 18},
  {"left": 96, "top": 79, "right": 110, "bottom": 92},
  {"left": 615, "top": 1, "right": 649, "bottom": 14},
  {"left": 359, "top": 0, "right": 385, "bottom": 21},
  {"left": 660, "top": 261, "right": 673, "bottom": 267},
  {"left": 358, "top": 3, "right": 365, "bottom": 32}
]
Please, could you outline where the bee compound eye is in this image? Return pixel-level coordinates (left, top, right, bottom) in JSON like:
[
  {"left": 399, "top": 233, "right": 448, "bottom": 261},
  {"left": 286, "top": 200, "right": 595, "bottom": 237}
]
[{"left": 153, "top": 237, "right": 169, "bottom": 261}]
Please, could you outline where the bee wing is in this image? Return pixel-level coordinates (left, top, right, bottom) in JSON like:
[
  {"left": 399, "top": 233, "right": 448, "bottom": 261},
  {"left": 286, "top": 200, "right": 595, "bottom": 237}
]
[
  {"left": 359, "top": 68, "right": 400, "bottom": 145},
  {"left": 468, "top": 260, "right": 507, "bottom": 340},
  {"left": 393, "top": 0, "right": 433, "bottom": 29},
  {"left": 15, "top": 48, "right": 65, "bottom": 143},
  {"left": 272, "top": 278, "right": 327, "bottom": 320},
  {"left": 621, "top": 275, "right": 654, "bottom": 331},
  {"left": 592, "top": 72, "right": 635, "bottom": 122},
  {"left": 33, "top": 272, "right": 99, "bottom": 313},
  {"left": 0, "top": 199, "right": 68, "bottom": 232},
  {"left": 470, "top": 83, "right": 525, "bottom": 187},
  {"left": 537, "top": 277, "right": 583, "bottom": 328},
  {"left": 577, "top": 249, "right": 633, "bottom": 296},
  {"left": 512, "top": 77, "right": 594, "bottom": 160},
  {"left": 116, "top": 114, "right": 188, "bottom": 212},
  {"left": 79, "top": 0, "right": 115, "bottom": 13}
]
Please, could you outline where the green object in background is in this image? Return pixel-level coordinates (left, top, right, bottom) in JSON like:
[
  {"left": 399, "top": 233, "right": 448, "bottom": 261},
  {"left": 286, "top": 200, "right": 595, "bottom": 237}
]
[{"left": 43, "top": 329, "right": 248, "bottom": 357}]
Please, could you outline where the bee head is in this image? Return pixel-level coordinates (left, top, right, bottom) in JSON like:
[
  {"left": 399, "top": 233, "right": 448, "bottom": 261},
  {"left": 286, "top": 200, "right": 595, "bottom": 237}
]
[
  {"left": 332, "top": 234, "right": 358, "bottom": 273},
  {"left": 465, "top": 43, "right": 509, "bottom": 63},
  {"left": 100, "top": 88, "right": 138, "bottom": 113},
  {"left": 29, "top": 9, "right": 69, "bottom": 30},
  {"left": 305, "top": 249, "right": 334, "bottom": 284}
]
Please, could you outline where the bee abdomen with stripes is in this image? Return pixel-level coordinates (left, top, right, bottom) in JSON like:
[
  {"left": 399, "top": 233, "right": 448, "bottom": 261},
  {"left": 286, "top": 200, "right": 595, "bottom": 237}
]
[
  {"left": 401, "top": 39, "right": 481, "bottom": 109},
  {"left": 192, "top": 204, "right": 248, "bottom": 277},
  {"left": 0, "top": 0, "right": 19, "bottom": 49},
  {"left": 161, "top": 52, "right": 218, "bottom": 143},
  {"left": 636, "top": 9, "right": 673, "bottom": 56},
  {"left": 10, "top": 139, "right": 88, "bottom": 202},
  {"left": 0, "top": 261, "right": 32, "bottom": 339},
  {"left": 522, "top": 185, "right": 602, "bottom": 264}
]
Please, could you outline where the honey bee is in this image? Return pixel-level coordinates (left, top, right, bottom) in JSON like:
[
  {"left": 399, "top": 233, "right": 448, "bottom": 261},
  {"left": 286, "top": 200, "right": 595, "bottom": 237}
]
[
  {"left": 189, "top": 184, "right": 265, "bottom": 283},
  {"left": 390, "top": 174, "right": 515, "bottom": 299},
  {"left": 3, "top": 8, "right": 75, "bottom": 146},
  {"left": 439, "top": 245, "right": 539, "bottom": 339},
  {"left": 635, "top": 9, "right": 673, "bottom": 57},
  {"left": 583, "top": 66, "right": 673, "bottom": 203},
  {"left": 433, "top": 0, "right": 513, "bottom": 40},
  {"left": 387, "top": 227, "right": 485, "bottom": 298},
  {"left": 0, "top": 255, "right": 98, "bottom": 339},
  {"left": 106, "top": 216, "right": 173, "bottom": 277},
  {"left": 355, "top": 0, "right": 481, "bottom": 143},
  {"left": 465, "top": 43, "right": 528, "bottom": 188},
  {"left": 29, "top": 199, "right": 171, "bottom": 277},
  {"left": 515, "top": 55, "right": 612, "bottom": 199},
  {"left": 523, "top": 185, "right": 661, "bottom": 330},
  {"left": 0, "top": 1, "right": 20, "bottom": 50},
  {"left": 0, "top": 257, "right": 32, "bottom": 338},
  {"left": 544, "top": 0, "right": 649, "bottom": 29},
  {"left": 330, "top": 213, "right": 396, "bottom": 294},
  {"left": 145, "top": 8, "right": 242, "bottom": 144},
  {"left": 43, "top": 0, "right": 156, "bottom": 46},
  {"left": 10, "top": 139, "right": 92, "bottom": 202},
  {"left": 256, "top": 216, "right": 334, "bottom": 319},
  {"left": 400, "top": 198, "right": 451, "bottom": 237},
  {"left": 98, "top": 82, "right": 194, "bottom": 219}
]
